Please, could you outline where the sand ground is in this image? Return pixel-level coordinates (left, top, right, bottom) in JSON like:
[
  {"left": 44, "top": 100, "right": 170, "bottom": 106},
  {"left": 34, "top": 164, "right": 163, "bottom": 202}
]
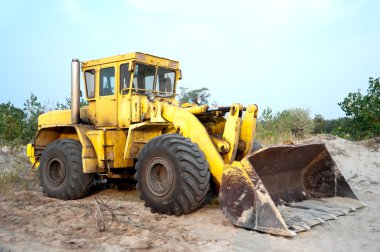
[{"left": 0, "top": 135, "right": 379, "bottom": 251}]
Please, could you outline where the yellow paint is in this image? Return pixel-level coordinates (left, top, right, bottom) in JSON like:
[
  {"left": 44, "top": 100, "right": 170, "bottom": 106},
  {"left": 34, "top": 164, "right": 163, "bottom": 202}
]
[
  {"left": 210, "top": 135, "right": 230, "bottom": 154},
  {"left": 38, "top": 110, "right": 71, "bottom": 128},
  {"left": 184, "top": 105, "right": 209, "bottom": 115},
  {"left": 29, "top": 125, "right": 98, "bottom": 173},
  {"left": 95, "top": 62, "right": 118, "bottom": 127},
  {"left": 161, "top": 102, "right": 225, "bottom": 184},
  {"left": 73, "top": 125, "right": 99, "bottom": 173},
  {"left": 131, "top": 95, "right": 142, "bottom": 123},
  {"left": 149, "top": 101, "right": 166, "bottom": 123},
  {"left": 82, "top": 52, "right": 179, "bottom": 70},
  {"left": 222, "top": 104, "right": 243, "bottom": 164},
  {"left": 86, "top": 129, "right": 134, "bottom": 172},
  {"left": 204, "top": 116, "right": 226, "bottom": 135},
  {"left": 124, "top": 122, "right": 169, "bottom": 159},
  {"left": 26, "top": 143, "right": 40, "bottom": 168},
  {"left": 236, "top": 104, "right": 258, "bottom": 161}
]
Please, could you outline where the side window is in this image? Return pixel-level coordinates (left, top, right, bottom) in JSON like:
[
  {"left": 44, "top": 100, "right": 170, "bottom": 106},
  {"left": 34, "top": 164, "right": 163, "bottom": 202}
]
[
  {"left": 156, "top": 68, "right": 175, "bottom": 96},
  {"left": 100, "top": 67, "right": 115, "bottom": 96},
  {"left": 84, "top": 69, "right": 95, "bottom": 98},
  {"left": 120, "top": 63, "right": 131, "bottom": 93}
]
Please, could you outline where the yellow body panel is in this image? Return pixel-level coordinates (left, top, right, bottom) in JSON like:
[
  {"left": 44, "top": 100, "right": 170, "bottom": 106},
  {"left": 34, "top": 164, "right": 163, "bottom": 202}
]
[
  {"left": 86, "top": 129, "right": 133, "bottom": 172},
  {"left": 124, "top": 122, "right": 169, "bottom": 159},
  {"left": 38, "top": 110, "right": 71, "bottom": 128}
]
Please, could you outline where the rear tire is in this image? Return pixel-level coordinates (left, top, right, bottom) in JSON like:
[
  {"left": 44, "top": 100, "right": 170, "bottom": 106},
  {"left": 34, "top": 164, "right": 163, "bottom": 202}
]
[
  {"left": 135, "top": 134, "right": 210, "bottom": 216},
  {"left": 39, "top": 139, "right": 94, "bottom": 200}
]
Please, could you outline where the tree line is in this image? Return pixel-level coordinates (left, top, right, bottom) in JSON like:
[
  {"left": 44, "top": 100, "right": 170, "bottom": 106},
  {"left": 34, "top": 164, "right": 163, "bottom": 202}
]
[
  {"left": 178, "top": 77, "right": 380, "bottom": 143},
  {"left": 0, "top": 94, "right": 87, "bottom": 146},
  {"left": 0, "top": 77, "right": 378, "bottom": 146}
]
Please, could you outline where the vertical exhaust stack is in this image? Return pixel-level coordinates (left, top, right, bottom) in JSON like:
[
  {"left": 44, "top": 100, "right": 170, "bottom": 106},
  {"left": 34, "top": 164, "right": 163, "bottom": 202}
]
[{"left": 71, "top": 59, "right": 80, "bottom": 124}]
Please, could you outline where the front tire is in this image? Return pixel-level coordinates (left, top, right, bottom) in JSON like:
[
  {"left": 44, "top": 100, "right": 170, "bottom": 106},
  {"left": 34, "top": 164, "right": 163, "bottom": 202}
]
[
  {"left": 39, "top": 139, "right": 94, "bottom": 200},
  {"left": 135, "top": 134, "right": 210, "bottom": 216}
]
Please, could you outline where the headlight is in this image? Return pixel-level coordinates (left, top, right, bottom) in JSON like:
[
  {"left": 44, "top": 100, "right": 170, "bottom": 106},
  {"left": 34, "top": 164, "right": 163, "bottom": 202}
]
[{"left": 147, "top": 91, "right": 155, "bottom": 102}]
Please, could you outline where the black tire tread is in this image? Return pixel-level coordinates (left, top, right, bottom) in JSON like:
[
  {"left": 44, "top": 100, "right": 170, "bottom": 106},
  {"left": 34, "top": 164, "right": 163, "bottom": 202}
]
[
  {"left": 135, "top": 134, "right": 210, "bottom": 216},
  {"left": 39, "top": 139, "right": 94, "bottom": 200}
]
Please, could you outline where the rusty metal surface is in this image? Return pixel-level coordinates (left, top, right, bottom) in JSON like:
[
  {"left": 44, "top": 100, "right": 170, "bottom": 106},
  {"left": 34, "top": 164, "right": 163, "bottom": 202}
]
[
  {"left": 219, "top": 143, "right": 363, "bottom": 236},
  {"left": 247, "top": 143, "right": 358, "bottom": 204},
  {"left": 219, "top": 159, "right": 296, "bottom": 236}
]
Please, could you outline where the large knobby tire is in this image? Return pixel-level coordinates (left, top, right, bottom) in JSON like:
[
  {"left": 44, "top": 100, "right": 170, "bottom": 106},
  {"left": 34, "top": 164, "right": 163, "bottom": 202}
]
[
  {"left": 39, "top": 139, "right": 94, "bottom": 200},
  {"left": 134, "top": 134, "right": 210, "bottom": 216}
]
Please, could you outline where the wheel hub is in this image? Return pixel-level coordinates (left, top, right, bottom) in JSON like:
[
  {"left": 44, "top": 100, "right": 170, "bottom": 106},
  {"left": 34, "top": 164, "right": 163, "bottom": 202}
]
[
  {"left": 47, "top": 158, "right": 66, "bottom": 187},
  {"left": 146, "top": 157, "right": 174, "bottom": 197}
]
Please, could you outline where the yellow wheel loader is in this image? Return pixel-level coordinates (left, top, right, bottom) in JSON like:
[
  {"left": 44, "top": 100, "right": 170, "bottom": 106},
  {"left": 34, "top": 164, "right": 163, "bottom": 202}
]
[{"left": 26, "top": 52, "right": 364, "bottom": 236}]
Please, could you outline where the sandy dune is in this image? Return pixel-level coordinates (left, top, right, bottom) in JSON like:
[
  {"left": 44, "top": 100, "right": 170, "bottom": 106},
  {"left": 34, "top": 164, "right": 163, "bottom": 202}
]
[{"left": 0, "top": 135, "right": 379, "bottom": 251}]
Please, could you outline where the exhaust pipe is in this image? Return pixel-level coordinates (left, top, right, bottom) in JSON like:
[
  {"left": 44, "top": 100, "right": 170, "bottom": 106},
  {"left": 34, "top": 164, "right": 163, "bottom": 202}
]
[{"left": 71, "top": 59, "right": 80, "bottom": 124}]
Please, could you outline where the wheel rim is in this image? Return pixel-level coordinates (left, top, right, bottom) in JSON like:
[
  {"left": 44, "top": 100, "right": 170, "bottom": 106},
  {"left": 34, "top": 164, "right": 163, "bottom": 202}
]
[
  {"left": 47, "top": 157, "right": 66, "bottom": 187},
  {"left": 145, "top": 157, "right": 174, "bottom": 197}
]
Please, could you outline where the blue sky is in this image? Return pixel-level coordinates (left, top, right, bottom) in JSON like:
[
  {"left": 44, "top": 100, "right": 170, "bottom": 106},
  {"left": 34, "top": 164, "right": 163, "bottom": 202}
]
[{"left": 0, "top": 0, "right": 379, "bottom": 119}]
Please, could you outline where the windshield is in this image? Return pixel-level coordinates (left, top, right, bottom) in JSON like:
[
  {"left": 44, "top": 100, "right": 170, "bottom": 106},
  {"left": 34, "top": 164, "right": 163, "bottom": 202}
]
[{"left": 132, "top": 63, "right": 175, "bottom": 97}]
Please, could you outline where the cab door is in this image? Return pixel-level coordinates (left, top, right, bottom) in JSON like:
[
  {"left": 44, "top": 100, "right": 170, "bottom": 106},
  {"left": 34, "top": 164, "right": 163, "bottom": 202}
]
[{"left": 96, "top": 63, "right": 118, "bottom": 127}]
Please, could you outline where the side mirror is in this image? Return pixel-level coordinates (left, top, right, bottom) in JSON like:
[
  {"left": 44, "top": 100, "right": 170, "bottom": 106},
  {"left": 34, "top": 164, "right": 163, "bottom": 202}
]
[
  {"left": 179, "top": 69, "right": 182, "bottom": 80},
  {"left": 80, "top": 90, "right": 83, "bottom": 97}
]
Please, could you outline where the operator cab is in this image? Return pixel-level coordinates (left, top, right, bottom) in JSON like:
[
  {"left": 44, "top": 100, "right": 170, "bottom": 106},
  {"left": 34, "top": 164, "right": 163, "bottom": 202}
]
[{"left": 81, "top": 52, "right": 181, "bottom": 128}]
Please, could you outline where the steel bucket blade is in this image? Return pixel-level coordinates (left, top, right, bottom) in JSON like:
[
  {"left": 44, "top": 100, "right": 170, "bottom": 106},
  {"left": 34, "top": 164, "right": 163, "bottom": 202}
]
[
  {"left": 219, "top": 159, "right": 296, "bottom": 236},
  {"left": 247, "top": 143, "right": 359, "bottom": 204},
  {"left": 219, "top": 143, "right": 363, "bottom": 235}
]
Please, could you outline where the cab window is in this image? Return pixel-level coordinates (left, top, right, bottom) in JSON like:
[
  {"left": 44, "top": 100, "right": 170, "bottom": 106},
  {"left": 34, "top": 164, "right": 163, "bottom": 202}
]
[
  {"left": 84, "top": 69, "right": 95, "bottom": 98},
  {"left": 100, "top": 67, "right": 115, "bottom": 96},
  {"left": 120, "top": 63, "right": 131, "bottom": 94}
]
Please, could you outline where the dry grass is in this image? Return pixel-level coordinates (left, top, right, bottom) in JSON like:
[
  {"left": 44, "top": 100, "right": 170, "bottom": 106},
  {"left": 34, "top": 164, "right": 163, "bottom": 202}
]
[
  {"left": 119, "top": 190, "right": 140, "bottom": 202},
  {"left": 0, "top": 169, "right": 21, "bottom": 193},
  {"left": 362, "top": 138, "right": 380, "bottom": 151},
  {"left": 0, "top": 149, "right": 38, "bottom": 193},
  {"left": 255, "top": 131, "right": 315, "bottom": 146}
]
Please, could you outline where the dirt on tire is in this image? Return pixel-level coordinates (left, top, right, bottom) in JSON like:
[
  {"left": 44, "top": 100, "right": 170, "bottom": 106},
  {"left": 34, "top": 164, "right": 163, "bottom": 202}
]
[
  {"left": 135, "top": 134, "right": 210, "bottom": 216},
  {"left": 40, "top": 139, "right": 94, "bottom": 200}
]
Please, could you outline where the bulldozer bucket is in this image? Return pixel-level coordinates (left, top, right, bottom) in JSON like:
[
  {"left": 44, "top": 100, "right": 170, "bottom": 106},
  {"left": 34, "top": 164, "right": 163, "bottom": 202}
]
[{"left": 219, "top": 143, "right": 364, "bottom": 236}]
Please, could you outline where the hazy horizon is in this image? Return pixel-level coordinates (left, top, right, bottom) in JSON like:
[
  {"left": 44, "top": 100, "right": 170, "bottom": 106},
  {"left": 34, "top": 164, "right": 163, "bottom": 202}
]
[{"left": 1, "top": 0, "right": 379, "bottom": 119}]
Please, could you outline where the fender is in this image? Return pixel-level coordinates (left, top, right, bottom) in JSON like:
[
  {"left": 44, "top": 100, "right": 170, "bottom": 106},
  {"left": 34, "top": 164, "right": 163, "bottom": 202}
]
[{"left": 27, "top": 125, "right": 98, "bottom": 173}]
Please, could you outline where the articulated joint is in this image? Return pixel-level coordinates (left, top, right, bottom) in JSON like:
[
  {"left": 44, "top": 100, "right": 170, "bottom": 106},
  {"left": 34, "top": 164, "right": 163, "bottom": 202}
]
[{"left": 210, "top": 136, "right": 230, "bottom": 154}]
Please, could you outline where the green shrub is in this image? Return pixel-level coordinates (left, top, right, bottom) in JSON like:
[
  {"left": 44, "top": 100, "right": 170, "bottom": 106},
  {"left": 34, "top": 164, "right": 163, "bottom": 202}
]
[
  {"left": 337, "top": 77, "right": 380, "bottom": 140},
  {"left": 256, "top": 107, "right": 314, "bottom": 145},
  {"left": 0, "top": 102, "right": 26, "bottom": 146}
]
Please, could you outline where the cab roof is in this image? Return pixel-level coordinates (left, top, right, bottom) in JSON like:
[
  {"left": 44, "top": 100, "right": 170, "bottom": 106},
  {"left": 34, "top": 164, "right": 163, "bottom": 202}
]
[{"left": 81, "top": 52, "right": 180, "bottom": 69}]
